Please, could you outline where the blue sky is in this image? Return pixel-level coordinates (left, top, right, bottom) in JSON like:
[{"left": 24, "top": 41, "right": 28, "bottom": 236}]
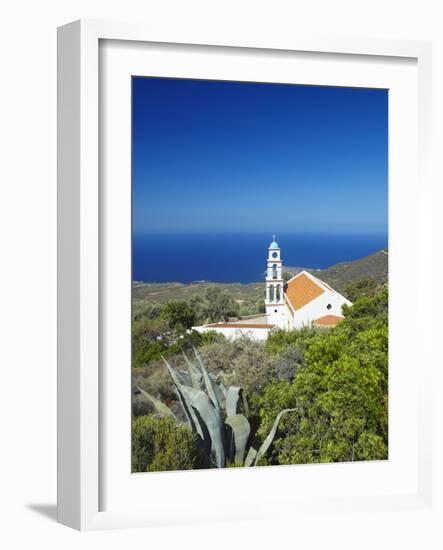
[{"left": 132, "top": 77, "right": 388, "bottom": 236}]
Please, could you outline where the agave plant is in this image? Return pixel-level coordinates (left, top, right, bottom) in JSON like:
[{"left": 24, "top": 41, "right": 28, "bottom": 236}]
[{"left": 137, "top": 349, "right": 295, "bottom": 468}]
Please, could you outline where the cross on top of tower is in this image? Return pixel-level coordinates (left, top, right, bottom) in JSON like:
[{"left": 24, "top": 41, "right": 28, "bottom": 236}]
[{"left": 269, "top": 234, "right": 279, "bottom": 250}]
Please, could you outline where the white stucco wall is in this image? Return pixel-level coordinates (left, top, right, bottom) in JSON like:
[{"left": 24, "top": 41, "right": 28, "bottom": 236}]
[
  {"left": 192, "top": 325, "right": 271, "bottom": 342},
  {"left": 265, "top": 303, "right": 289, "bottom": 329},
  {"left": 289, "top": 289, "right": 352, "bottom": 329}
]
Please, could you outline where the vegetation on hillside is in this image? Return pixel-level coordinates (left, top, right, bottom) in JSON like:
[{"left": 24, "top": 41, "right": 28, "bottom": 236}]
[
  {"left": 132, "top": 277, "right": 389, "bottom": 471},
  {"left": 137, "top": 351, "right": 297, "bottom": 468},
  {"left": 132, "top": 286, "right": 242, "bottom": 369},
  {"left": 253, "top": 289, "right": 388, "bottom": 465},
  {"left": 286, "top": 249, "right": 388, "bottom": 294},
  {"left": 132, "top": 415, "right": 208, "bottom": 472}
]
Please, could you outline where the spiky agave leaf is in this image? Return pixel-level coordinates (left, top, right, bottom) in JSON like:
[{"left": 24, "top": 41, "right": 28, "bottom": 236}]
[
  {"left": 162, "top": 358, "right": 204, "bottom": 438},
  {"left": 225, "top": 386, "right": 241, "bottom": 417},
  {"left": 178, "top": 384, "right": 225, "bottom": 468},
  {"left": 162, "top": 357, "right": 186, "bottom": 386},
  {"left": 182, "top": 352, "right": 202, "bottom": 390},
  {"left": 176, "top": 370, "right": 192, "bottom": 387},
  {"left": 193, "top": 347, "right": 222, "bottom": 412},
  {"left": 225, "top": 414, "right": 251, "bottom": 464},
  {"left": 209, "top": 374, "right": 226, "bottom": 411},
  {"left": 218, "top": 379, "right": 227, "bottom": 396},
  {"left": 136, "top": 386, "right": 176, "bottom": 419},
  {"left": 244, "top": 446, "right": 258, "bottom": 467},
  {"left": 253, "top": 408, "right": 297, "bottom": 466}
]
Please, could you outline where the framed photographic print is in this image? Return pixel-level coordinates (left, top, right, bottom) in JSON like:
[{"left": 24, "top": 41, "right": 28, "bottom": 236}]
[
  {"left": 130, "top": 76, "right": 387, "bottom": 472},
  {"left": 57, "top": 20, "right": 435, "bottom": 532}
]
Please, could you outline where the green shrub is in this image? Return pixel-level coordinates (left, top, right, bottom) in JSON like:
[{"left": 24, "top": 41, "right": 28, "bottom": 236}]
[
  {"left": 255, "top": 290, "right": 388, "bottom": 465},
  {"left": 199, "top": 336, "right": 277, "bottom": 394},
  {"left": 266, "top": 326, "right": 317, "bottom": 356},
  {"left": 132, "top": 415, "right": 207, "bottom": 472},
  {"left": 343, "top": 277, "right": 384, "bottom": 301},
  {"left": 204, "top": 286, "right": 240, "bottom": 322},
  {"left": 160, "top": 300, "right": 197, "bottom": 331}
]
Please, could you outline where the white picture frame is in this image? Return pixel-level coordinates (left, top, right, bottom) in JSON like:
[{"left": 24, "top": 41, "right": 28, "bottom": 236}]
[{"left": 57, "top": 19, "right": 435, "bottom": 532}]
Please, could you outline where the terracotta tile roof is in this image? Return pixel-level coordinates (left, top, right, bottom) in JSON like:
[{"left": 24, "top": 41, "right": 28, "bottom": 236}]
[
  {"left": 285, "top": 272, "right": 325, "bottom": 310},
  {"left": 312, "top": 315, "right": 344, "bottom": 327}
]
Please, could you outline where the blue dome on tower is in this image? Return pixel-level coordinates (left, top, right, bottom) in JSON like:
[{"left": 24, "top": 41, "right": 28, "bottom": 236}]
[{"left": 269, "top": 234, "right": 279, "bottom": 249}]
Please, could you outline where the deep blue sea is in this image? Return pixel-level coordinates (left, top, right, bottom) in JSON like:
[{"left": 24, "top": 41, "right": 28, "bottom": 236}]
[{"left": 132, "top": 232, "right": 388, "bottom": 284}]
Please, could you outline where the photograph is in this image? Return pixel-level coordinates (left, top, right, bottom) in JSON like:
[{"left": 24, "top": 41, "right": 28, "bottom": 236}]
[
  {"left": 131, "top": 76, "right": 389, "bottom": 472},
  {"left": 1, "top": 0, "right": 436, "bottom": 542}
]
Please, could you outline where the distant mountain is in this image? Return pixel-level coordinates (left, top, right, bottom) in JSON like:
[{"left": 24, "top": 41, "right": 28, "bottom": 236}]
[{"left": 286, "top": 249, "right": 388, "bottom": 293}]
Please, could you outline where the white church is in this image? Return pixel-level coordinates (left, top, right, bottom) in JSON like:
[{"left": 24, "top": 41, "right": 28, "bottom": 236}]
[{"left": 193, "top": 237, "right": 352, "bottom": 341}]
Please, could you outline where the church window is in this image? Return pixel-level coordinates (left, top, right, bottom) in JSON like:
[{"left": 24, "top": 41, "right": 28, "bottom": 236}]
[
  {"left": 274, "top": 309, "right": 278, "bottom": 313},
  {"left": 327, "top": 303, "right": 332, "bottom": 310},
  {"left": 271, "top": 251, "right": 278, "bottom": 258},
  {"left": 272, "top": 264, "right": 277, "bottom": 279}
]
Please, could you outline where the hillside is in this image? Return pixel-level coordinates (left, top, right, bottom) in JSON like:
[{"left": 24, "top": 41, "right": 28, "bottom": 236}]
[
  {"left": 132, "top": 281, "right": 263, "bottom": 304},
  {"left": 133, "top": 249, "right": 388, "bottom": 304},
  {"left": 287, "top": 248, "right": 388, "bottom": 294}
]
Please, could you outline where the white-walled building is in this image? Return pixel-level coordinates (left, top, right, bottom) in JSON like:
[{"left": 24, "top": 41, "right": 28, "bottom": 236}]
[{"left": 193, "top": 237, "right": 352, "bottom": 340}]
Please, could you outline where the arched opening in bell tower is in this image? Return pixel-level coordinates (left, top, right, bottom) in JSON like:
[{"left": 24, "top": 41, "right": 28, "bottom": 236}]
[{"left": 269, "top": 285, "right": 275, "bottom": 302}]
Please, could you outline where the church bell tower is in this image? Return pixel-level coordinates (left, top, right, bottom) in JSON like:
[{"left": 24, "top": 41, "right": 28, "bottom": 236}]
[{"left": 265, "top": 235, "right": 286, "bottom": 328}]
